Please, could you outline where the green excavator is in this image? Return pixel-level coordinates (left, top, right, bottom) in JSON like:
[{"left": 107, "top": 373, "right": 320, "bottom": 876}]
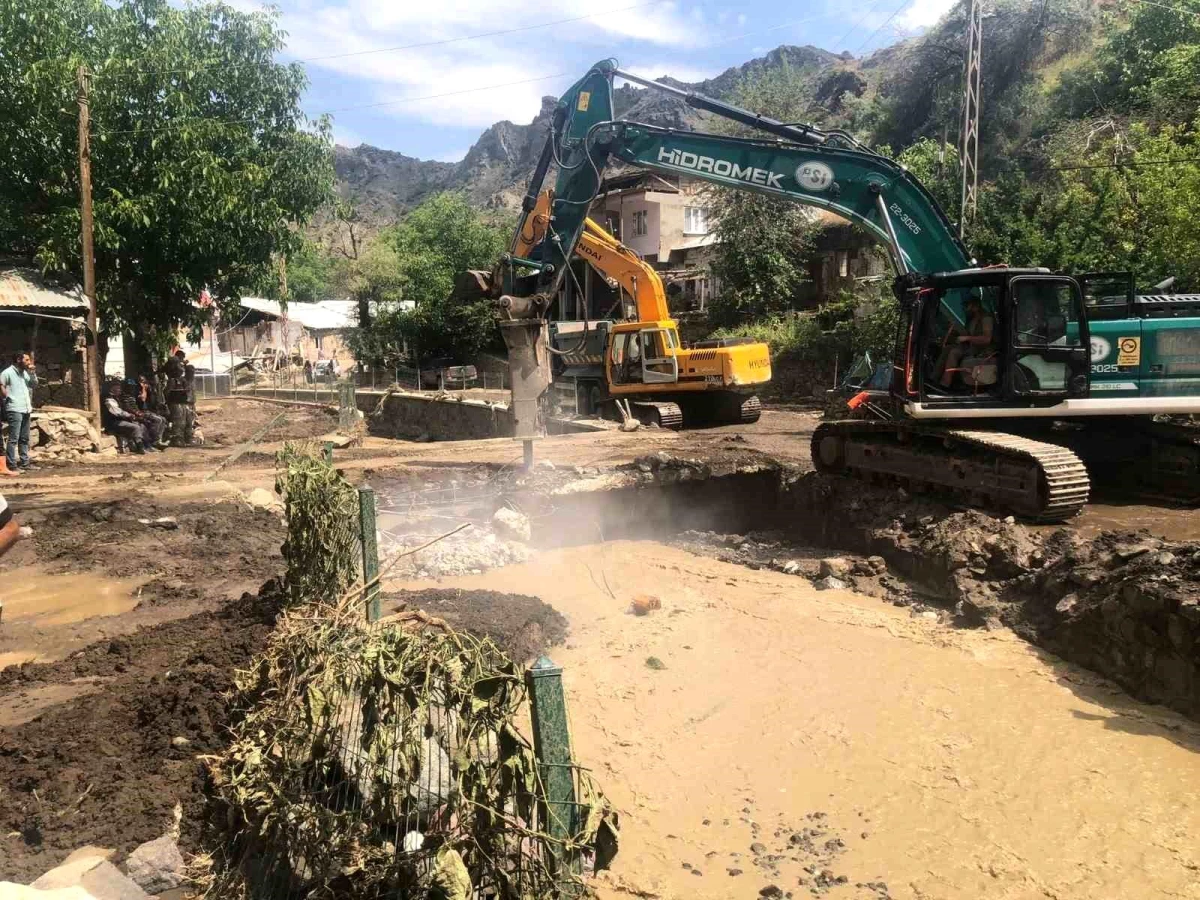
[{"left": 483, "top": 58, "right": 1200, "bottom": 520}]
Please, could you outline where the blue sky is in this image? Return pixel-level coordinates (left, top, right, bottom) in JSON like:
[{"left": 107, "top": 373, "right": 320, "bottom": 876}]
[{"left": 229, "top": 0, "right": 957, "bottom": 161}]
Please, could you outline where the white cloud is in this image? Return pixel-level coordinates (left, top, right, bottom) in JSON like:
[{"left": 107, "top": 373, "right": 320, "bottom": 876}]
[
  {"left": 270, "top": 0, "right": 715, "bottom": 131},
  {"left": 736, "top": 12, "right": 747, "bottom": 26},
  {"left": 622, "top": 63, "right": 720, "bottom": 84},
  {"left": 897, "top": 0, "right": 957, "bottom": 30}
]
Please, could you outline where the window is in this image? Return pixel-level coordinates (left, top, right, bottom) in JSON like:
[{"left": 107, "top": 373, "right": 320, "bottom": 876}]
[
  {"left": 632, "top": 210, "right": 648, "bottom": 237},
  {"left": 684, "top": 206, "right": 709, "bottom": 235}
]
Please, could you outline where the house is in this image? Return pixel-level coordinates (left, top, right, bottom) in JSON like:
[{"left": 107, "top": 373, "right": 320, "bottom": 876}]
[
  {"left": 218, "top": 297, "right": 361, "bottom": 370},
  {"left": 0, "top": 266, "right": 89, "bottom": 408},
  {"left": 562, "top": 172, "right": 888, "bottom": 320}
]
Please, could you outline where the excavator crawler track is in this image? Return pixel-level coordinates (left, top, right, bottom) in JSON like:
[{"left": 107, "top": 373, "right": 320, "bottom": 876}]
[
  {"left": 812, "top": 420, "right": 1090, "bottom": 521},
  {"left": 737, "top": 394, "right": 762, "bottom": 424},
  {"left": 631, "top": 400, "right": 684, "bottom": 430}
]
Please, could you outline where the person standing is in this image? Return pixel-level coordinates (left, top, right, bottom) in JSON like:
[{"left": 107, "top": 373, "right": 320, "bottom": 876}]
[
  {"left": 0, "top": 352, "right": 38, "bottom": 472},
  {"left": 165, "top": 350, "right": 192, "bottom": 446}
]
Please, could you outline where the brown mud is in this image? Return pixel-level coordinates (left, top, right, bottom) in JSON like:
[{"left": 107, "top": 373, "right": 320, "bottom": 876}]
[
  {"left": 380, "top": 588, "right": 568, "bottom": 663},
  {"left": 0, "top": 582, "right": 286, "bottom": 883},
  {"left": 195, "top": 398, "right": 339, "bottom": 447},
  {"left": 0, "top": 580, "right": 567, "bottom": 883}
]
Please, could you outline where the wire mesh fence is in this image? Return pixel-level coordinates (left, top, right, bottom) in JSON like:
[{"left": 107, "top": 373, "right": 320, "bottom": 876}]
[{"left": 203, "top": 443, "right": 617, "bottom": 900}]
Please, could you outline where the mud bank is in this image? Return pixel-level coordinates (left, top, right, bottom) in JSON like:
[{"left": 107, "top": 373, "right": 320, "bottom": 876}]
[
  {"left": 0, "top": 581, "right": 568, "bottom": 883},
  {"left": 510, "top": 456, "right": 1200, "bottom": 719}
]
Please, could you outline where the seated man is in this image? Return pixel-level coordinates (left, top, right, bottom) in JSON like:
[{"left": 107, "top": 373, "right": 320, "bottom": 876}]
[
  {"left": 939, "top": 295, "right": 996, "bottom": 388},
  {"left": 122, "top": 377, "right": 167, "bottom": 450},
  {"left": 102, "top": 381, "right": 147, "bottom": 454}
]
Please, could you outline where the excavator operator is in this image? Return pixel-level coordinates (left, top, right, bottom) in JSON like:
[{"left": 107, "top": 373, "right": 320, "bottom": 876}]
[{"left": 938, "top": 292, "right": 996, "bottom": 388}]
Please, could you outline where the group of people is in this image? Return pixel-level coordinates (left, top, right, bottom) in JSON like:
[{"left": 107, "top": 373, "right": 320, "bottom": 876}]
[{"left": 102, "top": 350, "right": 201, "bottom": 454}]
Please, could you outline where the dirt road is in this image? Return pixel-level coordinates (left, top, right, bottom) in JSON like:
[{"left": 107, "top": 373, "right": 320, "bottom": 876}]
[{"left": 408, "top": 543, "right": 1200, "bottom": 900}]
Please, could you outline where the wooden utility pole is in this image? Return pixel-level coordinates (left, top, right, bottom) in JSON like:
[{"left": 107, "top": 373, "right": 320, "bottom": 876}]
[{"left": 77, "top": 65, "right": 101, "bottom": 420}]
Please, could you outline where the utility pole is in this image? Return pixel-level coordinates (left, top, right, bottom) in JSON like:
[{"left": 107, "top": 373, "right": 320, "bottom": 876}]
[
  {"left": 77, "top": 65, "right": 101, "bottom": 420},
  {"left": 959, "top": 0, "right": 983, "bottom": 238}
]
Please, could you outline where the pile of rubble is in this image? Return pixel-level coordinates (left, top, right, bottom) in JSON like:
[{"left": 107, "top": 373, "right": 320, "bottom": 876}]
[{"left": 31, "top": 407, "right": 116, "bottom": 461}]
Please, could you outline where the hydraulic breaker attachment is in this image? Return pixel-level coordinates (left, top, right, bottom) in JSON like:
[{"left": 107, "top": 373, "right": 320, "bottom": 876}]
[{"left": 494, "top": 293, "right": 553, "bottom": 443}]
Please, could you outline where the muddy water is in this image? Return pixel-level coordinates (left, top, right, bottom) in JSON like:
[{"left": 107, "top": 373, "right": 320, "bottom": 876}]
[
  {"left": 400, "top": 542, "right": 1200, "bottom": 900},
  {"left": 0, "top": 568, "right": 147, "bottom": 668},
  {"left": 1070, "top": 500, "right": 1200, "bottom": 543}
]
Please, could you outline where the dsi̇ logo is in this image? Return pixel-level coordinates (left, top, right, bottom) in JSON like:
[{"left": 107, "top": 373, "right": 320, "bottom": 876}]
[
  {"left": 1090, "top": 335, "right": 1111, "bottom": 363},
  {"left": 795, "top": 162, "right": 834, "bottom": 192}
]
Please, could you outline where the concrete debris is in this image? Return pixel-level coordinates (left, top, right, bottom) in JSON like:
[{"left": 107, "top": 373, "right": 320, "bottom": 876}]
[
  {"left": 123, "top": 835, "right": 185, "bottom": 895},
  {"left": 29, "top": 408, "right": 116, "bottom": 461},
  {"left": 813, "top": 576, "right": 847, "bottom": 591},
  {"left": 491, "top": 506, "right": 531, "bottom": 543},
  {"left": 29, "top": 857, "right": 150, "bottom": 900},
  {"left": 170, "top": 736, "right": 191, "bottom": 749},
  {"left": 403, "top": 529, "right": 531, "bottom": 579},
  {"left": 818, "top": 557, "right": 852, "bottom": 578},
  {"left": 243, "top": 487, "right": 282, "bottom": 512},
  {"left": 137, "top": 517, "right": 178, "bottom": 530}
]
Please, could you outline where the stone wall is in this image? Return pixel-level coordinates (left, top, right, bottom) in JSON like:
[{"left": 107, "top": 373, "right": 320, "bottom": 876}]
[
  {"left": 361, "top": 390, "right": 513, "bottom": 441},
  {"left": 0, "top": 315, "right": 86, "bottom": 408}
]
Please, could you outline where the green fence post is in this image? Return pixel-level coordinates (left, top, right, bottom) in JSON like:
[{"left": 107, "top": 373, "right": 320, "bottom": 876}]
[
  {"left": 358, "top": 486, "right": 380, "bottom": 623},
  {"left": 526, "top": 656, "right": 578, "bottom": 879},
  {"left": 322, "top": 441, "right": 333, "bottom": 465}
]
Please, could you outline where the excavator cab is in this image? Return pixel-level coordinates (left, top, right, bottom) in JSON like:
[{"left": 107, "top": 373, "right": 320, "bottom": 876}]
[{"left": 898, "top": 269, "right": 1090, "bottom": 408}]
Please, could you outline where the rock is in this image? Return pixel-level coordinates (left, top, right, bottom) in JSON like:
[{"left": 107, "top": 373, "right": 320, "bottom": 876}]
[
  {"left": 645, "top": 656, "right": 667, "bottom": 670},
  {"left": 813, "top": 576, "right": 847, "bottom": 591},
  {"left": 631, "top": 595, "right": 661, "bottom": 616},
  {"left": 123, "top": 835, "right": 185, "bottom": 894},
  {"left": 149, "top": 517, "right": 177, "bottom": 530},
  {"left": 170, "top": 736, "right": 191, "bottom": 749},
  {"left": 750, "top": 842, "right": 767, "bottom": 855},
  {"left": 782, "top": 560, "right": 802, "bottom": 575},
  {"left": 818, "top": 557, "right": 852, "bottom": 578},
  {"left": 33, "top": 859, "right": 151, "bottom": 900},
  {"left": 727, "top": 868, "right": 743, "bottom": 876},
  {"left": 759, "top": 886, "right": 783, "bottom": 899},
  {"left": 1156, "top": 552, "right": 1177, "bottom": 566},
  {"left": 492, "top": 506, "right": 531, "bottom": 543},
  {"left": 1055, "top": 594, "right": 1079, "bottom": 615},
  {"left": 866, "top": 555, "right": 887, "bottom": 574},
  {"left": 244, "top": 488, "right": 279, "bottom": 510}
]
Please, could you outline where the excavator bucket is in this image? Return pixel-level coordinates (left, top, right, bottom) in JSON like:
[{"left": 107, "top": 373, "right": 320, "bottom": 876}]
[{"left": 448, "top": 269, "right": 495, "bottom": 305}]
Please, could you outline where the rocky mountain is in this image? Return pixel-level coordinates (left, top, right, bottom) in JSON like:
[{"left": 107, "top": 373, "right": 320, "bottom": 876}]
[{"left": 332, "top": 44, "right": 857, "bottom": 226}]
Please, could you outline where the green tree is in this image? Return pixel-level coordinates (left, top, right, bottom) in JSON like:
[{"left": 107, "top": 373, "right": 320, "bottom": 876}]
[
  {"left": 0, "top": 0, "right": 334, "bottom": 362},
  {"left": 350, "top": 193, "right": 510, "bottom": 363},
  {"left": 706, "top": 63, "right": 824, "bottom": 326}
]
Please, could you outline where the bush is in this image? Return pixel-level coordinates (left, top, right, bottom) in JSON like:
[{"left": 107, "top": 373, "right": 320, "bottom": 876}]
[{"left": 710, "top": 285, "right": 899, "bottom": 397}]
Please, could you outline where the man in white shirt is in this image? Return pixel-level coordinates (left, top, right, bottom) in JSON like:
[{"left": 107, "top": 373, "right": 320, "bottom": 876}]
[{"left": 1, "top": 351, "right": 38, "bottom": 471}]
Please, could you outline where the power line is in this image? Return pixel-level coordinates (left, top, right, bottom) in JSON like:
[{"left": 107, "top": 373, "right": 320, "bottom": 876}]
[
  {"left": 833, "top": 0, "right": 892, "bottom": 51},
  {"left": 92, "top": 72, "right": 571, "bottom": 137},
  {"left": 1037, "top": 155, "right": 1200, "bottom": 172},
  {"left": 94, "top": 0, "right": 673, "bottom": 80},
  {"left": 855, "top": 0, "right": 918, "bottom": 53},
  {"left": 1121, "top": 0, "right": 1200, "bottom": 19}
]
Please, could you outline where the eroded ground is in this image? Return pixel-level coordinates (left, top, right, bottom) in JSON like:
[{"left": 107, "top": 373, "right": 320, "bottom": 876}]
[{"left": 2, "top": 396, "right": 1199, "bottom": 898}]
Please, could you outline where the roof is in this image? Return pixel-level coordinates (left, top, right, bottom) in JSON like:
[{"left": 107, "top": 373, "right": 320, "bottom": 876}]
[
  {"left": 238, "top": 297, "right": 358, "bottom": 331},
  {"left": 0, "top": 268, "right": 87, "bottom": 311}
]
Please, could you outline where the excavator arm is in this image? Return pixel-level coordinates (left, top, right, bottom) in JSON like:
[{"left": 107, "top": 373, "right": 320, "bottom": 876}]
[
  {"left": 511, "top": 189, "right": 669, "bottom": 324},
  {"left": 512, "top": 59, "right": 971, "bottom": 308}
]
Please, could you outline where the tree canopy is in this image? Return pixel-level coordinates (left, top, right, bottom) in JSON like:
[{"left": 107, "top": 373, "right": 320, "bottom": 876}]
[{"left": 0, "top": 0, "right": 334, "bottom": 349}]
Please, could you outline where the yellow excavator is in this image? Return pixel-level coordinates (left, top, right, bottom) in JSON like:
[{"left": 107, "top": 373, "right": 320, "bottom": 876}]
[{"left": 505, "top": 190, "right": 771, "bottom": 428}]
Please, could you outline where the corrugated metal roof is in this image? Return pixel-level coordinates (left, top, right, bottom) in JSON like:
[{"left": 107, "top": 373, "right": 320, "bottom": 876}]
[
  {"left": 239, "top": 296, "right": 358, "bottom": 331},
  {"left": 0, "top": 268, "right": 87, "bottom": 311}
]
